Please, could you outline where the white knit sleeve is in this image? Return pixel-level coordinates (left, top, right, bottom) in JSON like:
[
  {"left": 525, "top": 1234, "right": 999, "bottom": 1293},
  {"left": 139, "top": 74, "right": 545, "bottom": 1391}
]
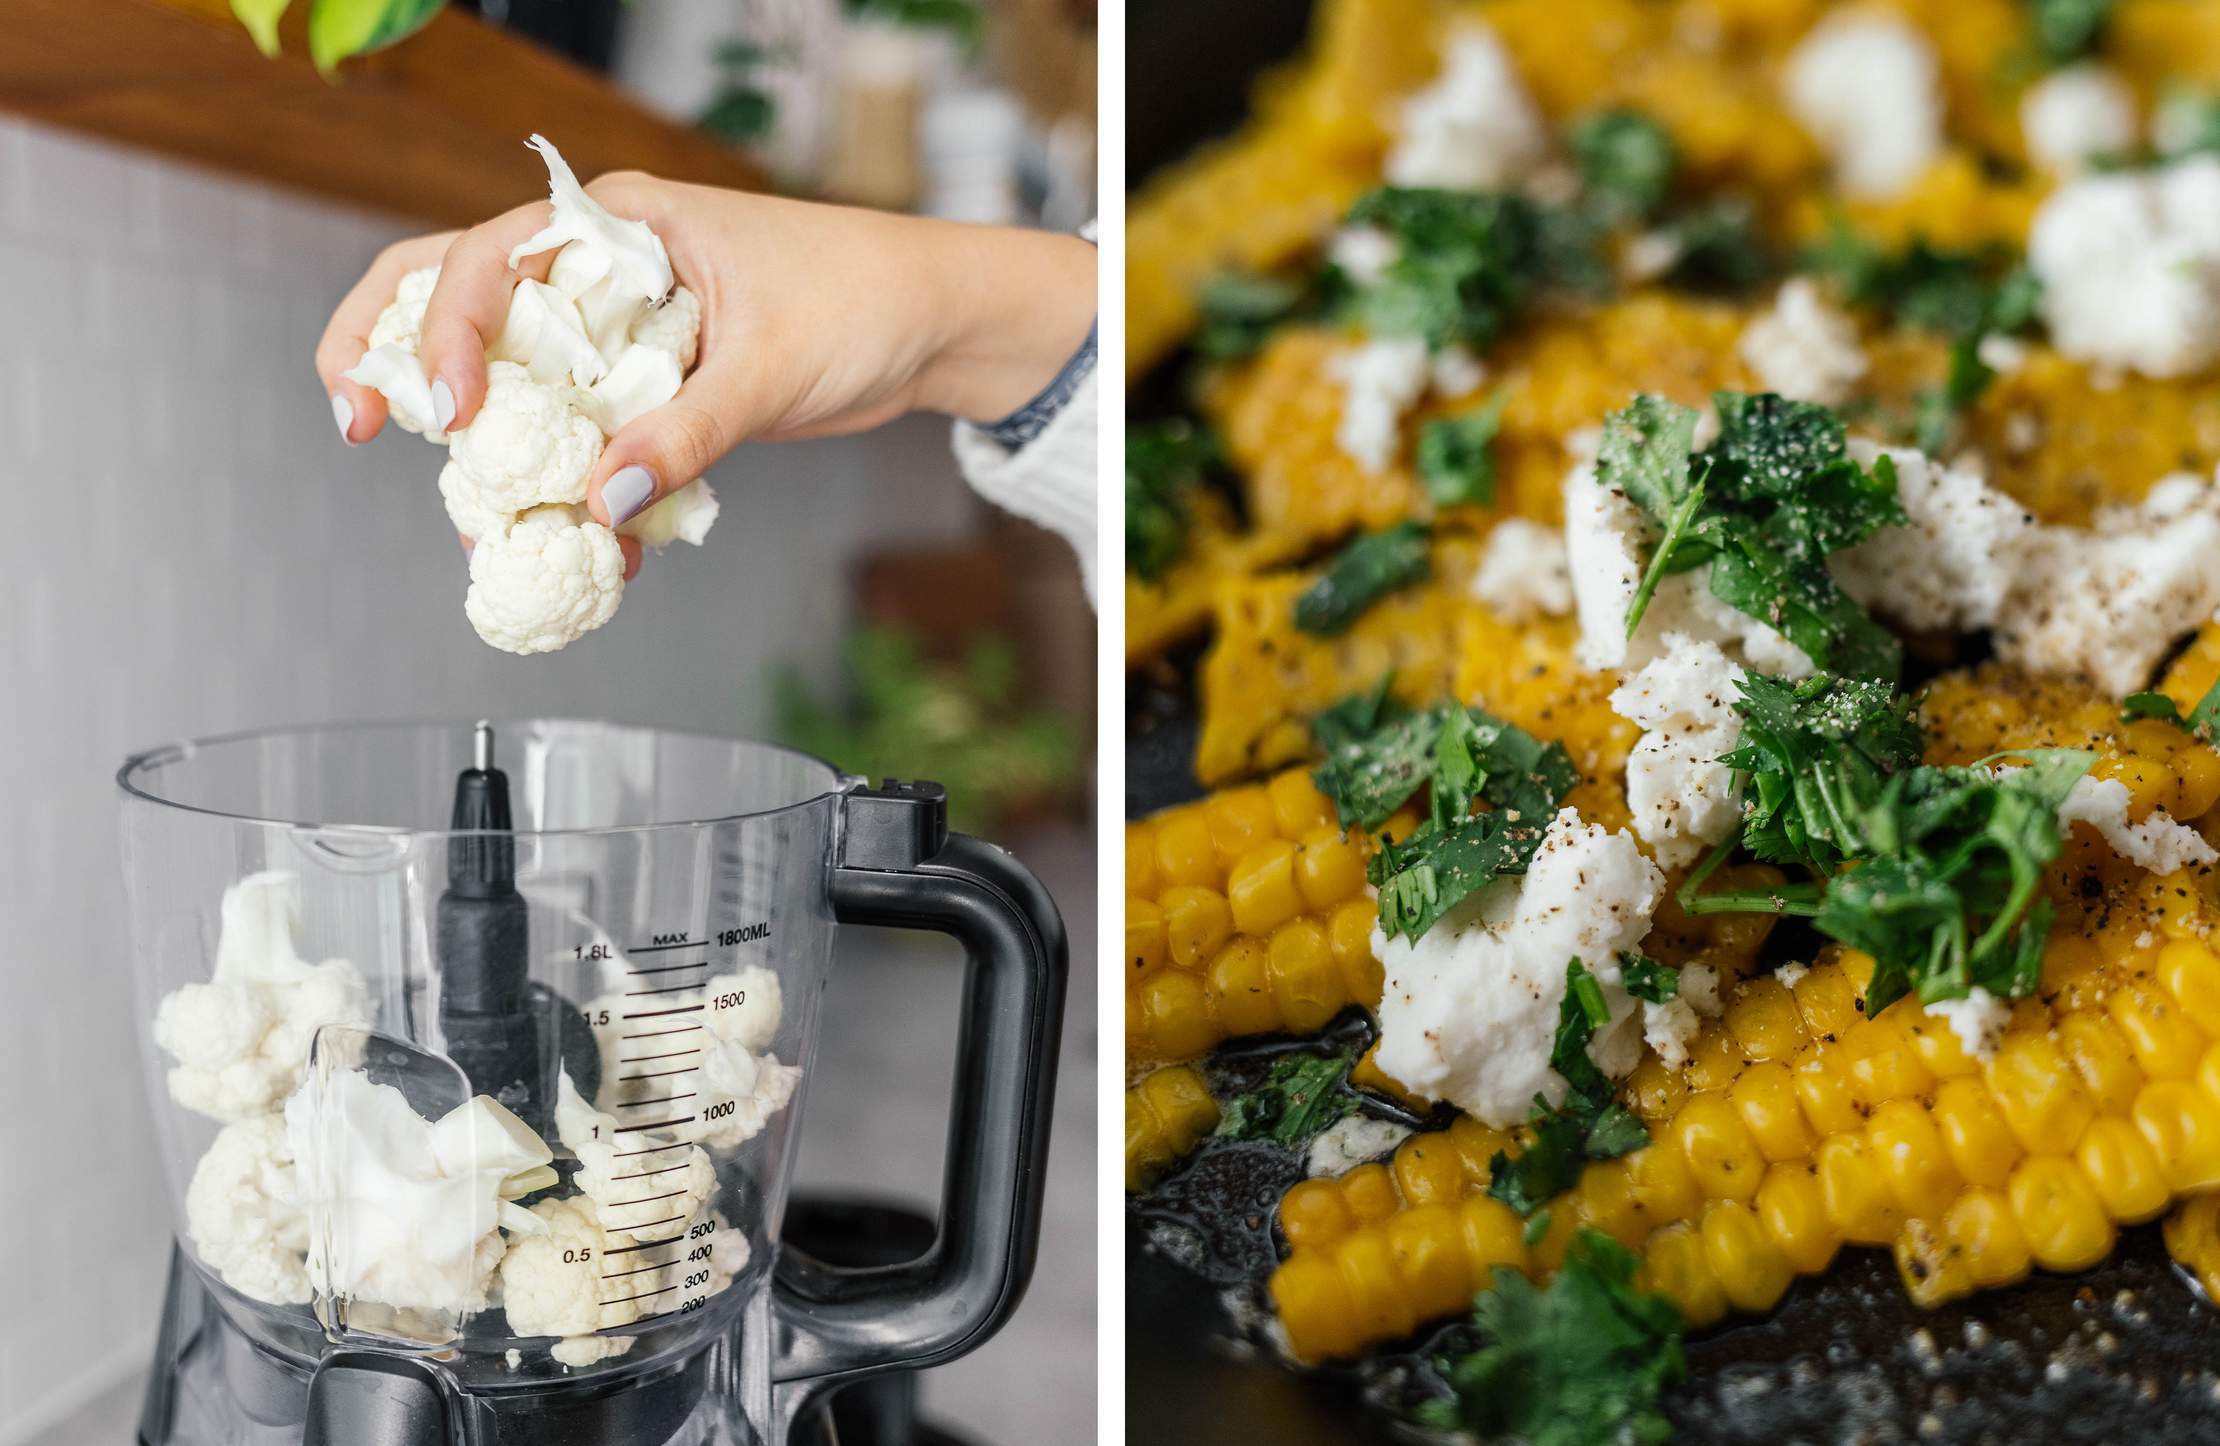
[{"left": 950, "top": 375, "right": 1098, "bottom": 607}]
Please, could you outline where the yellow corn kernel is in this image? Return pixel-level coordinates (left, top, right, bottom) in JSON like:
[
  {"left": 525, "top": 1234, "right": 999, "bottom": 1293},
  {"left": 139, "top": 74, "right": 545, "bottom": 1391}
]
[
  {"left": 1279, "top": 1177, "right": 1355, "bottom": 1253},
  {"left": 1227, "top": 840, "right": 1303, "bottom": 936},
  {"left": 1271, "top": 1251, "right": 1358, "bottom": 1362},
  {"left": 2041, "top": 932, "right": 2105, "bottom": 1006},
  {"left": 1755, "top": 1162, "right": 1840, "bottom": 1275},
  {"left": 1447, "top": 1115, "right": 1514, "bottom": 1185},
  {"left": 2160, "top": 940, "right": 2220, "bottom": 1038},
  {"left": 2152, "top": 875, "right": 2208, "bottom": 940},
  {"left": 1672, "top": 1092, "right": 1764, "bottom": 1203},
  {"left": 2075, "top": 1116, "right": 2170, "bottom": 1225},
  {"left": 1684, "top": 1019, "right": 1749, "bottom": 1093},
  {"left": 2057, "top": 1012, "right": 2147, "bottom": 1116},
  {"left": 1726, "top": 978, "right": 1809, "bottom": 1062},
  {"left": 1836, "top": 948, "right": 1876, "bottom": 1000},
  {"left": 1867, "top": 1099, "right": 1963, "bottom": 1222},
  {"left": 1840, "top": 1015, "right": 1934, "bottom": 1108},
  {"left": 1456, "top": 1195, "right": 1529, "bottom": 1282},
  {"left": 2176, "top": 747, "right": 2220, "bottom": 821},
  {"left": 1945, "top": 1187, "right": 2032, "bottom": 1290},
  {"left": 1930, "top": 1077, "right": 2023, "bottom": 1188},
  {"left": 2164, "top": 1194, "right": 2220, "bottom": 1302},
  {"left": 1126, "top": 898, "right": 1167, "bottom": 977},
  {"left": 1790, "top": 1042, "right": 1864, "bottom": 1137},
  {"left": 1125, "top": 1065, "right": 1220, "bottom": 1192},
  {"left": 1700, "top": 1198, "right": 1795, "bottom": 1313},
  {"left": 1135, "top": 968, "right": 1218, "bottom": 1061},
  {"left": 1267, "top": 767, "right": 1336, "bottom": 838},
  {"left": 1340, "top": 1163, "right": 1400, "bottom": 1225},
  {"left": 2008, "top": 1155, "right": 2115, "bottom": 1272},
  {"left": 1626, "top": 1054, "right": 1690, "bottom": 1124},
  {"left": 1332, "top": 921, "right": 1387, "bottom": 1009},
  {"left": 1293, "top": 827, "right": 1366, "bottom": 911},
  {"left": 1894, "top": 1216, "right": 1976, "bottom": 1309},
  {"left": 2110, "top": 983, "right": 2208, "bottom": 1081},
  {"left": 1326, "top": 897, "right": 1379, "bottom": 980},
  {"left": 1730, "top": 1061, "right": 1814, "bottom": 1163},
  {"left": 1641, "top": 1222, "right": 1728, "bottom": 1330},
  {"left": 2198, "top": 1039, "right": 2220, "bottom": 1106},
  {"left": 1206, "top": 786, "right": 1278, "bottom": 871},
  {"left": 1207, "top": 937, "right": 1279, "bottom": 1038},
  {"left": 2131, "top": 1079, "right": 2220, "bottom": 1191},
  {"left": 1268, "top": 918, "right": 1343, "bottom": 1033},
  {"left": 1987, "top": 1033, "right": 2097, "bottom": 1154},
  {"left": 1386, "top": 1203, "right": 1475, "bottom": 1323},
  {"left": 1161, "top": 886, "right": 1234, "bottom": 969},
  {"left": 1791, "top": 962, "right": 1863, "bottom": 1041},
  {"left": 1625, "top": 1139, "right": 1705, "bottom": 1228},
  {"left": 1574, "top": 1158, "right": 1651, "bottom": 1249},
  {"left": 1125, "top": 823, "right": 1159, "bottom": 897},
  {"left": 1392, "top": 1133, "right": 1467, "bottom": 1207},
  {"left": 1815, "top": 1133, "right": 1903, "bottom": 1246},
  {"left": 1526, "top": 1201, "right": 1582, "bottom": 1277},
  {"left": 1154, "top": 811, "right": 1218, "bottom": 889},
  {"left": 1901, "top": 1008, "right": 1980, "bottom": 1080}
]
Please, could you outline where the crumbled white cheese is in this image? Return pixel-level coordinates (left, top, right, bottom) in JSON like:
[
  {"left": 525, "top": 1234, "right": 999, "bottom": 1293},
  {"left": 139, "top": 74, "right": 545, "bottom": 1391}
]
[
  {"left": 1472, "top": 519, "right": 1573, "bottom": 621},
  {"left": 1679, "top": 963, "right": 1724, "bottom": 1016},
  {"left": 1328, "top": 337, "right": 1431, "bottom": 474},
  {"left": 1737, "top": 278, "right": 1867, "bottom": 406},
  {"left": 1387, "top": 23, "right": 1549, "bottom": 191},
  {"left": 1784, "top": 10, "right": 1944, "bottom": 199},
  {"left": 2028, "top": 155, "right": 2220, "bottom": 378},
  {"left": 2057, "top": 774, "right": 2220, "bottom": 874},
  {"left": 1304, "top": 1115, "right": 1416, "bottom": 1177},
  {"left": 1430, "top": 345, "right": 1487, "bottom": 399},
  {"left": 1977, "top": 334, "right": 2030, "bottom": 374},
  {"left": 1774, "top": 961, "right": 1810, "bottom": 990},
  {"left": 1373, "top": 809, "right": 1665, "bottom": 1128},
  {"left": 1831, "top": 439, "right": 2037, "bottom": 632},
  {"left": 1643, "top": 997, "right": 1700, "bottom": 1071},
  {"left": 2021, "top": 63, "right": 2139, "bottom": 175},
  {"left": 1924, "top": 987, "right": 2012, "bottom": 1063},
  {"left": 1621, "top": 230, "right": 1685, "bottom": 285},
  {"left": 1994, "top": 470, "right": 2220, "bottom": 695},
  {"left": 1611, "top": 635, "right": 1748, "bottom": 868},
  {"left": 1329, "top": 225, "right": 1399, "bottom": 287}
]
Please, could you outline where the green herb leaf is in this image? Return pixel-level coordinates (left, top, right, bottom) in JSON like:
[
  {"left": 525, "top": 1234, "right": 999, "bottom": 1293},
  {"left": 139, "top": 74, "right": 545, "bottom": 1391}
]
[
  {"left": 1194, "top": 270, "right": 1310, "bottom": 361},
  {"left": 1311, "top": 672, "right": 1407, "bottom": 755},
  {"left": 1124, "top": 421, "right": 1219, "bottom": 582},
  {"left": 1373, "top": 811, "right": 1550, "bottom": 943},
  {"left": 1523, "top": 1208, "right": 1554, "bottom": 1247},
  {"left": 2030, "top": 0, "right": 2116, "bottom": 65},
  {"left": 1417, "top": 392, "right": 1511, "bottom": 508},
  {"left": 1599, "top": 394, "right": 1703, "bottom": 521},
  {"left": 1718, "top": 671, "right": 1927, "bottom": 872},
  {"left": 1414, "top": 1231, "right": 1686, "bottom": 1446},
  {"left": 1214, "top": 1050, "right": 1357, "bottom": 1146},
  {"left": 1571, "top": 109, "right": 1676, "bottom": 225},
  {"left": 1621, "top": 952, "right": 1680, "bottom": 1003},
  {"left": 1660, "top": 196, "right": 1774, "bottom": 295},
  {"left": 1293, "top": 521, "right": 1432, "bottom": 635},
  {"left": 1488, "top": 960, "right": 1653, "bottom": 1215},
  {"left": 2121, "top": 679, "right": 2220, "bottom": 746},
  {"left": 1342, "top": 188, "right": 1601, "bottom": 350}
]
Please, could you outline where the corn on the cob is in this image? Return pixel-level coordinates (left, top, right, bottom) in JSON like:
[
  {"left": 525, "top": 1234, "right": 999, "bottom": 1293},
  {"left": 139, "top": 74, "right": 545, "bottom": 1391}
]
[{"left": 1126, "top": 1064, "right": 1222, "bottom": 1192}]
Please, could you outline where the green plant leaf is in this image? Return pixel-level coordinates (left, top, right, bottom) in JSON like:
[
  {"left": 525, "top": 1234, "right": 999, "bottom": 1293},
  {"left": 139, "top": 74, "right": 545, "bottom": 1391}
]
[
  {"left": 231, "top": 0, "right": 291, "bottom": 56},
  {"left": 309, "top": 0, "right": 444, "bottom": 74}
]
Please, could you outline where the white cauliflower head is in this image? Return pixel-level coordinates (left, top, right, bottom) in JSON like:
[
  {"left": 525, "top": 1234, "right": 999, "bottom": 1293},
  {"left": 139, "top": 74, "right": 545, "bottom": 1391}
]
[
  {"left": 367, "top": 265, "right": 440, "bottom": 356},
  {"left": 186, "top": 1114, "right": 310, "bottom": 1305},
  {"left": 509, "top": 135, "right": 673, "bottom": 305},
  {"left": 488, "top": 279, "right": 607, "bottom": 388},
  {"left": 629, "top": 286, "right": 702, "bottom": 372},
  {"left": 438, "top": 459, "right": 509, "bottom": 543},
  {"left": 463, "top": 504, "right": 625, "bottom": 655},
  {"left": 447, "top": 362, "right": 605, "bottom": 513}
]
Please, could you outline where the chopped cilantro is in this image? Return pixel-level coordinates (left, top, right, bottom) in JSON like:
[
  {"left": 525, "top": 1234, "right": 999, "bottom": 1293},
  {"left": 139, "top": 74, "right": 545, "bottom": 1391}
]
[
  {"left": 2122, "top": 679, "right": 2220, "bottom": 744},
  {"left": 1659, "top": 196, "right": 1774, "bottom": 295},
  {"left": 1620, "top": 952, "right": 1680, "bottom": 1003},
  {"left": 1292, "top": 521, "right": 1432, "bottom": 635},
  {"left": 1417, "top": 392, "right": 1511, "bottom": 508},
  {"left": 1193, "top": 269, "right": 1311, "bottom": 361},
  {"left": 1719, "top": 671, "right": 1927, "bottom": 872},
  {"left": 1571, "top": 109, "right": 1676, "bottom": 224},
  {"left": 1125, "top": 420, "right": 1220, "bottom": 582},
  {"left": 2030, "top": 0, "right": 2116, "bottom": 65},
  {"left": 1523, "top": 1209, "right": 1554, "bottom": 1248},
  {"left": 1310, "top": 671, "right": 1407, "bottom": 755},
  {"left": 1488, "top": 959, "right": 1651, "bottom": 1215},
  {"left": 1372, "top": 811, "right": 1555, "bottom": 943},
  {"left": 1214, "top": 1049, "right": 1358, "bottom": 1145},
  {"left": 1341, "top": 187, "right": 1602, "bottom": 351},
  {"left": 1414, "top": 1230, "right": 1686, "bottom": 1446}
]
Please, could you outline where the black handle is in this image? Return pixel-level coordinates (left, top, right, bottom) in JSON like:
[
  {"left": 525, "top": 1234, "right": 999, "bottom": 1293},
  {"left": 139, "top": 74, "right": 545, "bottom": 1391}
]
[
  {"left": 772, "top": 780, "right": 1068, "bottom": 1417},
  {"left": 301, "top": 1354, "right": 451, "bottom": 1446}
]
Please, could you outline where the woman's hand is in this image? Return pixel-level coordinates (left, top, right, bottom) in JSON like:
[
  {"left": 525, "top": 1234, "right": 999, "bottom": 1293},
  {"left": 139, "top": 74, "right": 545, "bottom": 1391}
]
[{"left": 314, "top": 174, "right": 1096, "bottom": 542}]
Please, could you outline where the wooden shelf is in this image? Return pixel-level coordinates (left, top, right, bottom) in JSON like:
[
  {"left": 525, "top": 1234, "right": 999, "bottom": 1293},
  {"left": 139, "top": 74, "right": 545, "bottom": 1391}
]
[{"left": 0, "top": 0, "right": 769, "bottom": 227}]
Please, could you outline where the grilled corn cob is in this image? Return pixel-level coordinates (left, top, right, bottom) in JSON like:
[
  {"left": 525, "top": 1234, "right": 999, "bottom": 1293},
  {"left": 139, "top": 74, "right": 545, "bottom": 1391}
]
[{"left": 1126, "top": 1064, "right": 1222, "bottom": 1192}]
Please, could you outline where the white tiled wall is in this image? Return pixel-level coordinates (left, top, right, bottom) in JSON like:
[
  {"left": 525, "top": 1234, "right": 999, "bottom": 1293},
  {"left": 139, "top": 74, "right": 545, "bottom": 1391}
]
[{"left": 0, "top": 115, "right": 989, "bottom": 1442}]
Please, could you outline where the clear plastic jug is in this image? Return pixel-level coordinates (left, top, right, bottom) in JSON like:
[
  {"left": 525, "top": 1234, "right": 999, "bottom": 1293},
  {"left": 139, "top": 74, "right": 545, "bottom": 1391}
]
[{"left": 117, "top": 720, "right": 1066, "bottom": 1446}]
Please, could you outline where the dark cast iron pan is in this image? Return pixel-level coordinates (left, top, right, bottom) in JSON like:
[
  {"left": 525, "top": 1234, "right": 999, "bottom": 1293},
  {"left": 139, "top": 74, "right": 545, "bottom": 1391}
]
[{"left": 1124, "top": 2, "right": 2220, "bottom": 1438}]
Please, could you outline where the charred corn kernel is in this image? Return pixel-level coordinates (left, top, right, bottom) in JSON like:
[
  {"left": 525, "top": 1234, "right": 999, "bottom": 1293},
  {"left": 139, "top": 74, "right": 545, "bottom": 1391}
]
[
  {"left": 1575, "top": 1159, "right": 1650, "bottom": 1249},
  {"left": 2164, "top": 1194, "right": 2220, "bottom": 1301},
  {"left": 1700, "top": 1199, "right": 1794, "bottom": 1312},
  {"left": 2075, "top": 1117, "right": 2170, "bottom": 1225},
  {"left": 2132, "top": 1080, "right": 2220, "bottom": 1191},
  {"left": 2161, "top": 941, "right": 2220, "bottom": 1038},
  {"left": 1333, "top": 1230, "right": 1416, "bottom": 1346},
  {"left": 1902, "top": 1008, "right": 1979, "bottom": 1079},
  {"left": 1268, "top": 918, "right": 1341, "bottom": 1033},
  {"left": 1227, "top": 840, "right": 1303, "bottom": 936},
  {"left": 1755, "top": 1163, "right": 1839, "bottom": 1275},
  {"left": 1731, "top": 1062, "right": 1814, "bottom": 1163},
  {"left": 1266, "top": 768, "right": 1336, "bottom": 838},
  {"left": 1270, "top": 1251, "right": 1359, "bottom": 1363},
  {"left": 1447, "top": 1114, "right": 1514, "bottom": 1185},
  {"left": 1125, "top": 824, "right": 1159, "bottom": 896},
  {"left": 1790, "top": 1043, "right": 1864, "bottom": 1137},
  {"left": 1640, "top": 1222, "right": 1728, "bottom": 1330},
  {"left": 1930, "top": 1078, "right": 2023, "bottom": 1188},
  {"left": 1153, "top": 812, "right": 1218, "bottom": 890},
  {"left": 1392, "top": 1133, "right": 1467, "bottom": 1207},
  {"left": 1673, "top": 1092, "right": 1763, "bottom": 1203},
  {"left": 1456, "top": 1195, "right": 1529, "bottom": 1281},
  {"left": 1206, "top": 786, "right": 1278, "bottom": 870},
  {"left": 1161, "top": 887, "right": 1234, "bottom": 969},
  {"left": 1293, "top": 828, "right": 1366, "bottom": 911},
  {"left": 1945, "top": 1188, "right": 2032, "bottom": 1290},
  {"left": 2008, "top": 1155, "right": 2115, "bottom": 1272},
  {"left": 1684, "top": 1020, "right": 1749, "bottom": 1093},
  {"left": 1626, "top": 1140, "right": 1706, "bottom": 1227},
  {"left": 1840, "top": 1015, "right": 1934, "bottom": 1108},
  {"left": 1987, "top": 1034, "right": 2097, "bottom": 1154},
  {"left": 1385, "top": 1203, "right": 1475, "bottom": 1323},
  {"left": 1867, "top": 1100, "right": 1963, "bottom": 1221},
  {"left": 1726, "top": 979, "right": 1809, "bottom": 1061},
  {"left": 1626, "top": 1054, "right": 1689, "bottom": 1124},
  {"left": 1353, "top": 1044, "right": 1430, "bottom": 1111},
  {"left": 1279, "top": 1177, "right": 1355, "bottom": 1252},
  {"left": 1792, "top": 962, "right": 1863, "bottom": 1041},
  {"left": 2110, "top": 983, "right": 2208, "bottom": 1080},
  {"left": 1125, "top": 1065, "right": 1220, "bottom": 1192},
  {"left": 1134, "top": 968, "right": 1219, "bottom": 1061},
  {"left": 1894, "top": 1216, "right": 1976, "bottom": 1309},
  {"left": 1816, "top": 1134, "right": 1903, "bottom": 1246},
  {"left": 1127, "top": 898, "right": 1167, "bottom": 976},
  {"left": 2057, "top": 1012, "right": 2147, "bottom": 1116},
  {"left": 1208, "top": 938, "right": 1280, "bottom": 1037},
  {"left": 1340, "top": 1163, "right": 1400, "bottom": 1225}
]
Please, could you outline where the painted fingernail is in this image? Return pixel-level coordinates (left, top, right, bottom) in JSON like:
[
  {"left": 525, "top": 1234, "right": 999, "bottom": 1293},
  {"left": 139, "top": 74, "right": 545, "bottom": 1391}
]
[
  {"left": 331, "top": 393, "right": 356, "bottom": 445},
  {"left": 602, "top": 465, "right": 655, "bottom": 527},
  {"left": 431, "top": 377, "right": 456, "bottom": 431}
]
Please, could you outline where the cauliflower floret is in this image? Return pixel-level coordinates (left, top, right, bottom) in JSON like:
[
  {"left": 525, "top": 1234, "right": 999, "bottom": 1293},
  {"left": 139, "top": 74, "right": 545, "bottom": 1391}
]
[
  {"left": 1784, "top": 10, "right": 1943, "bottom": 199},
  {"left": 1471, "top": 519, "right": 1572, "bottom": 622},
  {"left": 1610, "top": 635, "right": 1747, "bottom": 868},
  {"left": 690, "top": 1043, "right": 802, "bottom": 1152},
  {"left": 2021, "top": 63, "right": 2138, "bottom": 175},
  {"left": 487, "top": 279, "right": 607, "bottom": 388},
  {"left": 629, "top": 286, "right": 703, "bottom": 372},
  {"left": 554, "top": 1073, "right": 718, "bottom": 1244},
  {"left": 447, "top": 362, "right": 604, "bottom": 514},
  {"left": 153, "top": 871, "right": 372, "bottom": 1123},
  {"left": 581, "top": 344, "right": 683, "bottom": 437},
  {"left": 1737, "top": 278, "right": 1866, "bottom": 406},
  {"left": 1831, "top": 440, "right": 2037, "bottom": 632},
  {"left": 497, "top": 1195, "right": 642, "bottom": 1367},
  {"left": 463, "top": 504, "right": 625, "bottom": 656},
  {"left": 186, "top": 1115, "right": 310, "bottom": 1305},
  {"left": 437, "top": 460, "right": 510, "bottom": 544},
  {"left": 704, "top": 966, "right": 783, "bottom": 1054},
  {"left": 1387, "top": 23, "right": 1549, "bottom": 191},
  {"left": 509, "top": 135, "right": 673, "bottom": 305},
  {"left": 341, "top": 344, "right": 447, "bottom": 442},
  {"left": 366, "top": 265, "right": 440, "bottom": 356},
  {"left": 620, "top": 479, "right": 720, "bottom": 550}
]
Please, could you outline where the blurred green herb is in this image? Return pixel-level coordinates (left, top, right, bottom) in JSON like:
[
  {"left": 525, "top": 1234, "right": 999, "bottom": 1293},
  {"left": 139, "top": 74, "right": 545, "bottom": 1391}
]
[
  {"left": 699, "top": 40, "right": 786, "bottom": 144},
  {"left": 1125, "top": 420, "right": 1221, "bottom": 582},
  {"left": 1293, "top": 521, "right": 1432, "bottom": 635},
  {"left": 1417, "top": 392, "right": 1511, "bottom": 509},
  {"left": 1215, "top": 1050, "right": 1357, "bottom": 1145}
]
